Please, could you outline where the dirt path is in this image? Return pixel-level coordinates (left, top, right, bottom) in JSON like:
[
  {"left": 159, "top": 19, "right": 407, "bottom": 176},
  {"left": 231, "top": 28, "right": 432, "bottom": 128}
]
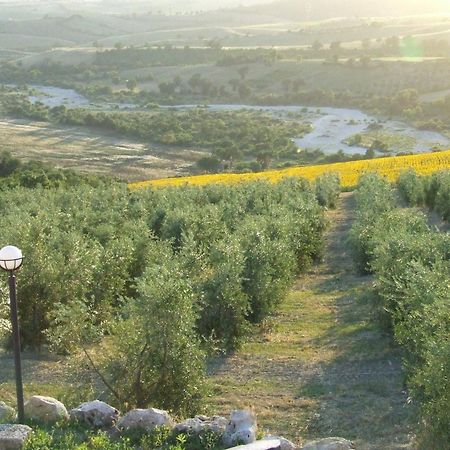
[{"left": 208, "top": 192, "right": 417, "bottom": 449}]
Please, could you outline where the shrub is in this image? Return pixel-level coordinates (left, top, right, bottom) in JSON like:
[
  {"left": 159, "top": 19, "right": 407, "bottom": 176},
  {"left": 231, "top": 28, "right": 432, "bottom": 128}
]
[
  {"left": 350, "top": 173, "right": 450, "bottom": 443},
  {"left": 397, "top": 169, "right": 426, "bottom": 205},
  {"left": 104, "top": 242, "right": 206, "bottom": 414},
  {"left": 348, "top": 173, "right": 396, "bottom": 272},
  {"left": 315, "top": 172, "right": 341, "bottom": 208},
  {"left": 0, "top": 178, "right": 327, "bottom": 412}
]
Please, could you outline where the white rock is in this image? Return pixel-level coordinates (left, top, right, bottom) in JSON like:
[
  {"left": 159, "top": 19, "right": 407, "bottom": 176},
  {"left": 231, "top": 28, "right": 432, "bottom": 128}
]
[
  {"left": 117, "top": 408, "right": 173, "bottom": 432},
  {"left": 0, "top": 424, "right": 32, "bottom": 450},
  {"left": 301, "top": 437, "right": 355, "bottom": 450},
  {"left": 227, "top": 439, "right": 281, "bottom": 450},
  {"left": 174, "top": 415, "right": 228, "bottom": 435},
  {"left": 223, "top": 410, "right": 257, "bottom": 447},
  {"left": 0, "top": 403, "right": 16, "bottom": 423},
  {"left": 24, "top": 396, "right": 68, "bottom": 424},
  {"left": 69, "top": 400, "right": 119, "bottom": 428},
  {"left": 264, "top": 435, "right": 297, "bottom": 450}
]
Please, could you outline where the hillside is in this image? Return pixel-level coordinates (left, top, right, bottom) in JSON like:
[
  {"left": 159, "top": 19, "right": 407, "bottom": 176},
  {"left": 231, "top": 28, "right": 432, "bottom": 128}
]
[{"left": 246, "top": 0, "right": 450, "bottom": 20}]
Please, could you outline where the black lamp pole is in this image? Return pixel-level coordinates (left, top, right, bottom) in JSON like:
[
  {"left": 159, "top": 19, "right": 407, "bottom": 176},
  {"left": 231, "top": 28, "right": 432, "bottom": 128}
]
[
  {"left": 8, "top": 271, "right": 24, "bottom": 423},
  {"left": 0, "top": 246, "right": 25, "bottom": 424}
]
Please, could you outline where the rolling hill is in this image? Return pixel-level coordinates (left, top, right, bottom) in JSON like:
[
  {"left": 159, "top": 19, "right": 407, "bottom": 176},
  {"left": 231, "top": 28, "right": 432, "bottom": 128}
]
[{"left": 245, "top": 0, "right": 450, "bottom": 20}]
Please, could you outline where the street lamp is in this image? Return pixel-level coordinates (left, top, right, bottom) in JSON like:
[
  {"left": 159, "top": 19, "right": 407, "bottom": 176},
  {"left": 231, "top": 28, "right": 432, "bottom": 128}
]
[{"left": 0, "top": 245, "right": 24, "bottom": 423}]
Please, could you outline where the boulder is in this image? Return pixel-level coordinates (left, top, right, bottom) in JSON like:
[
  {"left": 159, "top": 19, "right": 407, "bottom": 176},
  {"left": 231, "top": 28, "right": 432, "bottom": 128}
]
[
  {"left": 174, "top": 415, "right": 228, "bottom": 435},
  {"left": 70, "top": 400, "right": 119, "bottom": 428},
  {"left": 0, "top": 403, "right": 16, "bottom": 423},
  {"left": 0, "top": 424, "right": 32, "bottom": 450},
  {"left": 301, "top": 437, "right": 355, "bottom": 450},
  {"left": 24, "top": 396, "right": 68, "bottom": 424},
  {"left": 223, "top": 410, "right": 257, "bottom": 448},
  {"left": 227, "top": 439, "right": 281, "bottom": 450},
  {"left": 117, "top": 408, "right": 173, "bottom": 433},
  {"left": 264, "top": 435, "right": 297, "bottom": 450}
]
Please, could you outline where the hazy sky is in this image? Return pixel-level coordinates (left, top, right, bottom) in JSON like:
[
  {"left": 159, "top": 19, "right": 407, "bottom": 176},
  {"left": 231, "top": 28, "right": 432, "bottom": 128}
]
[{"left": 1, "top": 0, "right": 450, "bottom": 17}]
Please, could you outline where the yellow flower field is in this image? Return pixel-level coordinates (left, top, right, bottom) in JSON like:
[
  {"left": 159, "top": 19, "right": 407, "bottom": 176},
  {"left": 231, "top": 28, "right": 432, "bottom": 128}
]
[{"left": 129, "top": 150, "right": 450, "bottom": 189}]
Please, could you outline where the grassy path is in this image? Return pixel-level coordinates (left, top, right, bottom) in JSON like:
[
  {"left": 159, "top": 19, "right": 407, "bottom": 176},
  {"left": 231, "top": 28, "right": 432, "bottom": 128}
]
[{"left": 207, "top": 192, "right": 417, "bottom": 449}]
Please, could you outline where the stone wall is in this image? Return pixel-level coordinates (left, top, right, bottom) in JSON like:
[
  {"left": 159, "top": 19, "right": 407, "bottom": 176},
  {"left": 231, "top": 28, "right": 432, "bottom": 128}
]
[{"left": 0, "top": 396, "right": 355, "bottom": 450}]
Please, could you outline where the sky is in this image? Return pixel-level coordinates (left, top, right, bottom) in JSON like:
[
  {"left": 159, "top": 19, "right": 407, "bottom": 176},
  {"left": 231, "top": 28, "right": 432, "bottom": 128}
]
[{"left": 1, "top": 0, "right": 450, "bottom": 17}]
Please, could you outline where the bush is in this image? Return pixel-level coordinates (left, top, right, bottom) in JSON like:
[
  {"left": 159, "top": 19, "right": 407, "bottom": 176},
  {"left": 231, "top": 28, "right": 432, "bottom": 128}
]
[
  {"left": 0, "top": 177, "right": 327, "bottom": 413},
  {"left": 315, "top": 172, "right": 341, "bottom": 208},
  {"left": 101, "top": 241, "right": 206, "bottom": 415},
  {"left": 398, "top": 169, "right": 450, "bottom": 221},
  {"left": 397, "top": 169, "right": 426, "bottom": 205},
  {"left": 348, "top": 173, "right": 396, "bottom": 272},
  {"left": 433, "top": 171, "right": 450, "bottom": 220},
  {"left": 350, "top": 173, "right": 450, "bottom": 443}
]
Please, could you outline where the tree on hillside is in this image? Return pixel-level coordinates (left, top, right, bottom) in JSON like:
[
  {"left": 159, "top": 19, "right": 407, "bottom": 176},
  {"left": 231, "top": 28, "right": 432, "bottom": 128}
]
[
  {"left": 196, "top": 156, "right": 222, "bottom": 173},
  {"left": 330, "top": 41, "right": 341, "bottom": 52},
  {"left": 237, "top": 66, "right": 249, "bottom": 80},
  {"left": 0, "top": 151, "right": 21, "bottom": 177},
  {"left": 215, "top": 143, "right": 242, "bottom": 170},
  {"left": 158, "top": 81, "right": 176, "bottom": 96},
  {"left": 228, "top": 78, "right": 240, "bottom": 93},
  {"left": 126, "top": 78, "right": 137, "bottom": 90},
  {"left": 311, "top": 40, "right": 323, "bottom": 52},
  {"left": 188, "top": 73, "right": 202, "bottom": 93},
  {"left": 360, "top": 55, "right": 372, "bottom": 67},
  {"left": 238, "top": 82, "right": 251, "bottom": 99}
]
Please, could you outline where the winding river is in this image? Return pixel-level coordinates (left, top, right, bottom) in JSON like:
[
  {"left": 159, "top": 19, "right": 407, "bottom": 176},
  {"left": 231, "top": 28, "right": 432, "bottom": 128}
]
[{"left": 27, "top": 85, "right": 450, "bottom": 155}]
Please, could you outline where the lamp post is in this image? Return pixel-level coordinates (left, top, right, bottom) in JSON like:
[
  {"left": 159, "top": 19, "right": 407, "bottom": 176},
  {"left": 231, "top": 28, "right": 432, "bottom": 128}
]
[{"left": 0, "top": 245, "right": 24, "bottom": 423}]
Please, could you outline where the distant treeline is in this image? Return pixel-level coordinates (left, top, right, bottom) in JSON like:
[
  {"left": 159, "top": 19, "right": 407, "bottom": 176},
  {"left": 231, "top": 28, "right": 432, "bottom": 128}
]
[{"left": 0, "top": 150, "right": 115, "bottom": 189}]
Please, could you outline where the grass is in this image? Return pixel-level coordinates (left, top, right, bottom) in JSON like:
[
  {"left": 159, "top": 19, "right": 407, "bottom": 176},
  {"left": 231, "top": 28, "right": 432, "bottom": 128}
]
[
  {"left": 206, "top": 193, "right": 417, "bottom": 448},
  {"left": 0, "top": 350, "right": 78, "bottom": 408},
  {"left": 0, "top": 117, "right": 206, "bottom": 182}
]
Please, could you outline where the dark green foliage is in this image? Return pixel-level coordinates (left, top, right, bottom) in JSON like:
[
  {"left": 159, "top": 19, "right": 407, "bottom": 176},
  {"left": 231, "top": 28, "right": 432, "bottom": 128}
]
[
  {"left": 0, "top": 151, "right": 21, "bottom": 177},
  {"left": 432, "top": 171, "right": 450, "bottom": 221},
  {"left": 350, "top": 173, "right": 450, "bottom": 444},
  {"left": 315, "top": 172, "right": 340, "bottom": 208},
  {"left": 397, "top": 169, "right": 426, "bottom": 205},
  {"left": 348, "top": 173, "right": 396, "bottom": 273},
  {"left": 106, "top": 243, "right": 205, "bottom": 415},
  {"left": 193, "top": 237, "right": 250, "bottom": 350},
  {"left": 196, "top": 156, "right": 222, "bottom": 173},
  {"left": 0, "top": 178, "right": 325, "bottom": 414},
  {"left": 398, "top": 169, "right": 450, "bottom": 221},
  {"left": 0, "top": 159, "right": 116, "bottom": 190},
  {"left": 23, "top": 421, "right": 222, "bottom": 450},
  {"left": 240, "top": 215, "right": 296, "bottom": 323}
]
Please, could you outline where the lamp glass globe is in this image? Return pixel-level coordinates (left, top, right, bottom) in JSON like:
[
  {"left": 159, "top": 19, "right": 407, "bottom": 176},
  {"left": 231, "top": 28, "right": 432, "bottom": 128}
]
[{"left": 0, "top": 246, "right": 23, "bottom": 271}]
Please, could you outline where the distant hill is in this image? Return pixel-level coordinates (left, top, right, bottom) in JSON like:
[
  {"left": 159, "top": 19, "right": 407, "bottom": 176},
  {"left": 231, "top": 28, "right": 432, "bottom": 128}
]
[
  {"left": 245, "top": 0, "right": 450, "bottom": 20},
  {"left": 0, "top": 0, "right": 275, "bottom": 19}
]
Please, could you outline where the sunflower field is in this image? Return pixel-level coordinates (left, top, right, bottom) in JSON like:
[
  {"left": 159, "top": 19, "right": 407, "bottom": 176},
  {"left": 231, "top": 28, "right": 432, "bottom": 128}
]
[{"left": 130, "top": 150, "right": 450, "bottom": 190}]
